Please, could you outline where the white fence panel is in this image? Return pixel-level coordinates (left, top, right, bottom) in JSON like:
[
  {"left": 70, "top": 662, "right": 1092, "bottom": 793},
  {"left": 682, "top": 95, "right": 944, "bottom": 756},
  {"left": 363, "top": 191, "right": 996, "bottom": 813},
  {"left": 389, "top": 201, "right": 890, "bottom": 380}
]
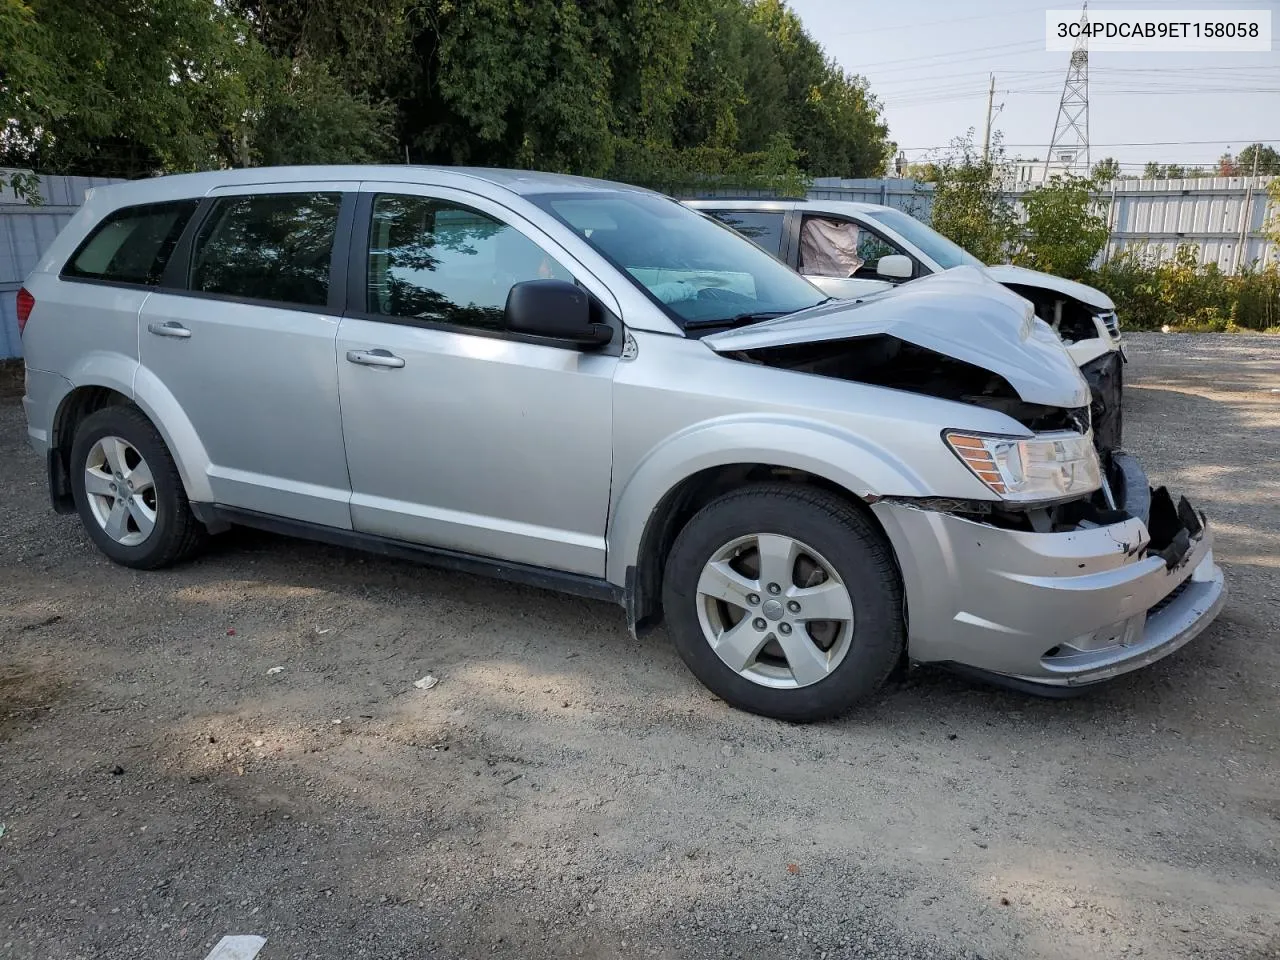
[{"left": 1, "top": 172, "right": 124, "bottom": 358}]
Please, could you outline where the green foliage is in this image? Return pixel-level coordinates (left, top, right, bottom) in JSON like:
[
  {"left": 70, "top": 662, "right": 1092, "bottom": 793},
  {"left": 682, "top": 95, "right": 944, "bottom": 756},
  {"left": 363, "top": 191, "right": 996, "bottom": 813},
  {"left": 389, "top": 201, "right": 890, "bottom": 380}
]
[
  {"left": 1140, "top": 161, "right": 1216, "bottom": 180},
  {"left": 609, "top": 132, "right": 810, "bottom": 197},
  {"left": 2, "top": 0, "right": 266, "bottom": 176},
  {"left": 927, "top": 131, "right": 1016, "bottom": 264},
  {"left": 1091, "top": 157, "right": 1121, "bottom": 182},
  {"left": 1091, "top": 245, "right": 1280, "bottom": 332},
  {"left": 1235, "top": 143, "right": 1280, "bottom": 176},
  {"left": 252, "top": 57, "right": 398, "bottom": 167},
  {"left": 1014, "top": 174, "right": 1110, "bottom": 281},
  {"left": 2, "top": 0, "right": 891, "bottom": 191}
]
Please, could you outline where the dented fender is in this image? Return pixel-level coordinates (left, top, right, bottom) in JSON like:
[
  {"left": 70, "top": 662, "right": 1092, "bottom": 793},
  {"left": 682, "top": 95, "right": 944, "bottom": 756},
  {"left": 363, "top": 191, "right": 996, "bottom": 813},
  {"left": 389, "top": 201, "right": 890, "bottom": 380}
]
[{"left": 604, "top": 414, "right": 931, "bottom": 587}]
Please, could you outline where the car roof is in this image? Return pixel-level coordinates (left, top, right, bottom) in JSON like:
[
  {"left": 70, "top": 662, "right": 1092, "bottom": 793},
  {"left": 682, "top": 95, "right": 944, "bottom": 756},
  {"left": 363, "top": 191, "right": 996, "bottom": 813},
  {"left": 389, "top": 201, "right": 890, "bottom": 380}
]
[
  {"left": 686, "top": 197, "right": 898, "bottom": 216},
  {"left": 79, "top": 165, "right": 661, "bottom": 208}
]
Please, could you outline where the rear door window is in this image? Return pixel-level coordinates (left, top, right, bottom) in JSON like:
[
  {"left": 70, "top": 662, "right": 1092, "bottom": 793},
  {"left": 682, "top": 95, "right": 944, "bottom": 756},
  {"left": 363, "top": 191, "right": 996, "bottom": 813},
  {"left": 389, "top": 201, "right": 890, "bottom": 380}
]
[
  {"left": 63, "top": 200, "right": 200, "bottom": 286},
  {"left": 190, "top": 193, "right": 341, "bottom": 308},
  {"left": 705, "top": 210, "right": 786, "bottom": 256}
]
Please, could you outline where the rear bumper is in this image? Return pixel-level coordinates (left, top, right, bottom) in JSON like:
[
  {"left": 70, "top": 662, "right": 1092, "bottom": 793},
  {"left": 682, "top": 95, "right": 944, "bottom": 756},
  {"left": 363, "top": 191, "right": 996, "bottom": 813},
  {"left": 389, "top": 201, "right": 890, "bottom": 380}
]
[{"left": 873, "top": 455, "right": 1225, "bottom": 689}]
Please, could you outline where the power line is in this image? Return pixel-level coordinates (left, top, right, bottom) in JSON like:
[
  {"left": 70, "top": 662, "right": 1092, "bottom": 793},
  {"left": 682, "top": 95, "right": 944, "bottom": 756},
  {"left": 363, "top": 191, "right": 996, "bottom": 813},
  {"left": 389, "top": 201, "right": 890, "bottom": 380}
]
[
  {"left": 829, "top": 3, "right": 1043, "bottom": 37},
  {"left": 854, "top": 39, "right": 1043, "bottom": 71},
  {"left": 895, "top": 138, "right": 1280, "bottom": 152}
]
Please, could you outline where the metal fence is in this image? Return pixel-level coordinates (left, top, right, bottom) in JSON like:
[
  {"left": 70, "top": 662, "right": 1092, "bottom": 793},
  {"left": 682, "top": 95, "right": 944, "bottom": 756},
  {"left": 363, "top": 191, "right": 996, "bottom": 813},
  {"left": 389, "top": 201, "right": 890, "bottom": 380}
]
[
  {"left": 1090, "top": 175, "right": 1278, "bottom": 271},
  {"left": 2, "top": 172, "right": 1277, "bottom": 359},
  {"left": 730, "top": 174, "right": 1278, "bottom": 273},
  {"left": 1, "top": 173, "right": 123, "bottom": 358}
]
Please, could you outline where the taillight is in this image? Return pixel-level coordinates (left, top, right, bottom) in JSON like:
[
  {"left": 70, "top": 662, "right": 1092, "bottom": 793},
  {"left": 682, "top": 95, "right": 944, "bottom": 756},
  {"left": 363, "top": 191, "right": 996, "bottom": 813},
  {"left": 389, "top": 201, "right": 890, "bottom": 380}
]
[{"left": 16, "top": 287, "right": 34, "bottom": 336}]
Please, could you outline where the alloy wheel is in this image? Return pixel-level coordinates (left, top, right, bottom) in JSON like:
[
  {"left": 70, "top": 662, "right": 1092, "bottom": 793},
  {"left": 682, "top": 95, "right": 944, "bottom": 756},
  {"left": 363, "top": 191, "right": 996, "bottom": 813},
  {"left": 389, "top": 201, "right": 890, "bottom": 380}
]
[
  {"left": 83, "top": 436, "right": 157, "bottom": 547},
  {"left": 694, "top": 533, "right": 855, "bottom": 689}
]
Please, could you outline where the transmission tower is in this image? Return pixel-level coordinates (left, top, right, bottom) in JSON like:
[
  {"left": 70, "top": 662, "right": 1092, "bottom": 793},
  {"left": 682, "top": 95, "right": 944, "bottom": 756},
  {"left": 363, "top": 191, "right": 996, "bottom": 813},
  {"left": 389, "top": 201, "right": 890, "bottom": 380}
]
[{"left": 1044, "top": 3, "right": 1090, "bottom": 179}]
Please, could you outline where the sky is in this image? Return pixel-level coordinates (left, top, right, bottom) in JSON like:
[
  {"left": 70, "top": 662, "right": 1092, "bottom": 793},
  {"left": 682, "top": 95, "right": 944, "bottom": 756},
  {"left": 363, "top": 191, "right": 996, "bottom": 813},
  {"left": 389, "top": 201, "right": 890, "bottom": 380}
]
[{"left": 786, "top": 0, "right": 1280, "bottom": 174}]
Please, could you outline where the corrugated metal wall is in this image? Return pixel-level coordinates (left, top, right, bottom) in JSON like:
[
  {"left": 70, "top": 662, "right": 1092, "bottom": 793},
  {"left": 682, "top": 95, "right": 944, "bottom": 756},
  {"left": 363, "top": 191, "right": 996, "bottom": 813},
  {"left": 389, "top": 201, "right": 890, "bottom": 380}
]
[
  {"left": 1096, "top": 176, "right": 1278, "bottom": 271},
  {"left": 0, "top": 173, "right": 123, "bottom": 359}
]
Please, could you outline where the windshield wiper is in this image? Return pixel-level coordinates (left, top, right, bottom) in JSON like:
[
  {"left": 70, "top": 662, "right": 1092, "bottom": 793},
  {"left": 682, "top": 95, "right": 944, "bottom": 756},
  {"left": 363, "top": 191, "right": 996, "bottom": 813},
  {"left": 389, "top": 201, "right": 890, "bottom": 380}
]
[{"left": 683, "top": 310, "right": 790, "bottom": 331}]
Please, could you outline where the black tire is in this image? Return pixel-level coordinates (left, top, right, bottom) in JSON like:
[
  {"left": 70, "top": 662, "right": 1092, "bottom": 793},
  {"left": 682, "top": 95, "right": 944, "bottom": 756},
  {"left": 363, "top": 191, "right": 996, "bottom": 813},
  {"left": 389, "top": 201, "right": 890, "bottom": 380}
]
[
  {"left": 69, "top": 405, "right": 206, "bottom": 569},
  {"left": 662, "top": 483, "right": 904, "bottom": 722}
]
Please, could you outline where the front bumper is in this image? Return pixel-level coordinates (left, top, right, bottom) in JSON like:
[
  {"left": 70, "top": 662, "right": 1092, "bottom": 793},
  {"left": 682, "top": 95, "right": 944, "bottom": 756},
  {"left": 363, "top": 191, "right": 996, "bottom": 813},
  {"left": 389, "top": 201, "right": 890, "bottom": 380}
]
[{"left": 872, "top": 455, "right": 1226, "bottom": 689}]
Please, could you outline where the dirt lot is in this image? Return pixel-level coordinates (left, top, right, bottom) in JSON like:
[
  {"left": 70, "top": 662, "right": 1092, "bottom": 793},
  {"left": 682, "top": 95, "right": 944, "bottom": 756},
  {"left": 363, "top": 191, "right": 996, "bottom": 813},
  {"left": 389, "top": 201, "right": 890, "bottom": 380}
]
[{"left": 1, "top": 332, "right": 1278, "bottom": 960}]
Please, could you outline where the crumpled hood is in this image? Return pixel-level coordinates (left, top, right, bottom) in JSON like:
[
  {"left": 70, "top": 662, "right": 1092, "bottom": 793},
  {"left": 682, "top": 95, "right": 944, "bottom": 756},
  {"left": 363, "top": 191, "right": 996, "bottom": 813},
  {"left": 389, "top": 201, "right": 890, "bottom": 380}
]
[
  {"left": 983, "top": 263, "right": 1115, "bottom": 312},
  {"left": 703, "top": 266, "right": 1091, "bottom": 409}
]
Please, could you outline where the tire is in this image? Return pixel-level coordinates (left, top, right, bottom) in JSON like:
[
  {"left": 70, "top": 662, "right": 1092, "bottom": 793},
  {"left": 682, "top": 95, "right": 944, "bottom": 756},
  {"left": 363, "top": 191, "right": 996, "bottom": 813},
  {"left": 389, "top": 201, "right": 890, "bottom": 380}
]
[
  {"left": 662, "top": 483, "right": 904, "bottom": 722},
  {"left": 69, "top": 405, "right": 206, "bottom": 569}
]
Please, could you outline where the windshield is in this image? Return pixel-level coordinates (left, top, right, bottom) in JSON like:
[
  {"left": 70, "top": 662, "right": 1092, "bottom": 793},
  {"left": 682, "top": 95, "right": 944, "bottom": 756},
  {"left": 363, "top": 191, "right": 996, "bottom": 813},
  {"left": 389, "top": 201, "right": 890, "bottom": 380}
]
[
  {"left": 529, "top": 192, "right": 827, "bottom": 330},
  {"left": 860, "top": 207, "right": 984, "bottom": 270}
]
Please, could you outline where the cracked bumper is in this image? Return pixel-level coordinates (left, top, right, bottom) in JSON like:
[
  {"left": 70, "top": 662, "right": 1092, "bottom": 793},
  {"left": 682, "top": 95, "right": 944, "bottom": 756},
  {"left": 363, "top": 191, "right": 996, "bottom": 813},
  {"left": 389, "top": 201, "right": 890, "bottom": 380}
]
[{"left": 871, "top": 460, "right": 1226, "bottom": 688}]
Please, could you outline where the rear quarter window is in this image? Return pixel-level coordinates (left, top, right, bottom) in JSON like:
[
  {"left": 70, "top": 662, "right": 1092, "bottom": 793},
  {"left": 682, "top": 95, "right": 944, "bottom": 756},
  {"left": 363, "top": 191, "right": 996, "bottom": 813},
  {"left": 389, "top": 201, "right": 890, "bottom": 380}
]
[{"left": 62, "top": 200, "right": 200, "bottom": 286}]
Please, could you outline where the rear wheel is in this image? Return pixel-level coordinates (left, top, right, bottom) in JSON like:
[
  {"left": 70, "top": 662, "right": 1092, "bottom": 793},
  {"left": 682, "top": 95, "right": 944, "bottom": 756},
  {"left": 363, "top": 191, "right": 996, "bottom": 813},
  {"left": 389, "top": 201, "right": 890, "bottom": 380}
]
[
  {"left": 662, "top": 484, "right": 904, "bottom": 721},
  {"left": 69, "top": 405, "right": 206, "bottom": 569}
]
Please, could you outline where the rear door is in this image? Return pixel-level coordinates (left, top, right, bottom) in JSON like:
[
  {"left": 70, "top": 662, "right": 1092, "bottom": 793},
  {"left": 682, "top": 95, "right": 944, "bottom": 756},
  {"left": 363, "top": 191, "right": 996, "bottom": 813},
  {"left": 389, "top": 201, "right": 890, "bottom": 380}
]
[{"left": 138, "top": 183, "right": 356, "bottom": 527}]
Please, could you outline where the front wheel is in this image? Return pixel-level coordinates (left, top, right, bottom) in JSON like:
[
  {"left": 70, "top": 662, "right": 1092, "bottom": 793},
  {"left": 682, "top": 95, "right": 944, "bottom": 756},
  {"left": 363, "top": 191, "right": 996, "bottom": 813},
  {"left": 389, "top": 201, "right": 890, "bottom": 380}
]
[
  {"left": 662, "top": 484, "right": 904, "bottom": 722},
  {"left": 69, "top": 405, "right": 206, "bottom": 569}
]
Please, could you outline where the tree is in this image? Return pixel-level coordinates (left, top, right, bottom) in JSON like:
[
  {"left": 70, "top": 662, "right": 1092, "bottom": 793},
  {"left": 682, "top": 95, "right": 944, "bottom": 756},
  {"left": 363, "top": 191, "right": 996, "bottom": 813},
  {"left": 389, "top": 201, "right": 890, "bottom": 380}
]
[
  {"left": 3, "top": 0, "right": 886, "bottom": 190},
  {"left": 928, "top": 131, "right": 1016, "bottom": 264},
  {"left": 1218, "top": 153, "right": 1238, "bottom": 177},
  {"left": 1142, "top": 161, "right": 1162, "bottom": 179},
  {"left": 1015, "top": 174, "right": 1110, "bottom": 281},
  {"left": 1236, "top": 143, "right": 1280, "bottom": 175},
  {"left": 251, "top": 57, "right": 397, "bottom": 167},
  {"left": 1, "top": 0, "right": 267, "bottom": 177},
  {"left": 1091, "top": 157, "right": 1121, "bottom": 182},
  {"left": 1, "top": 0, "right": 399, "bottom": 180},
  {"left": 903, "top": 161, "right": 941, "bottom": 182}
]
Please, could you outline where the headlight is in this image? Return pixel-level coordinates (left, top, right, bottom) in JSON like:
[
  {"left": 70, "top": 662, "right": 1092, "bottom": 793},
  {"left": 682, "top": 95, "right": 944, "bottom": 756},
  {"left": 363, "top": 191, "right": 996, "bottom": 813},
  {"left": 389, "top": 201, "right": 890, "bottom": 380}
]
[{"left": 945, "top": 429, "right": 1102, "bottom": 502}]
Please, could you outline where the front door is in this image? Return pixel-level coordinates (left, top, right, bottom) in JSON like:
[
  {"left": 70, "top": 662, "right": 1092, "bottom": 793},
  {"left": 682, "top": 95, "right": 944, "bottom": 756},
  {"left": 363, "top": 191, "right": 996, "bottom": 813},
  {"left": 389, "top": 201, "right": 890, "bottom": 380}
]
[
  {"left": 797, "top": 215, "right": 911, "bottom": 300},
  {"left": 138, "top": 185, "right": 355, "bottom": 527},
  {"left": 335, "top": 185, "right": 617, "bottom": 576}
]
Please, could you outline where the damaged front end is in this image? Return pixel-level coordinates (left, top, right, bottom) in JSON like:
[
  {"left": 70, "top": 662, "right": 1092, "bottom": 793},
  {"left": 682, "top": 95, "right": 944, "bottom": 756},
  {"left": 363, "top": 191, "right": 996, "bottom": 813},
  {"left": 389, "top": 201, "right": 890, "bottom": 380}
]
[
  {"left": 871, "top": 450, "right": 1224, "bottom": 693},
  {"left": 702, "top": 271, "right": 1224, "bottom": 691}
]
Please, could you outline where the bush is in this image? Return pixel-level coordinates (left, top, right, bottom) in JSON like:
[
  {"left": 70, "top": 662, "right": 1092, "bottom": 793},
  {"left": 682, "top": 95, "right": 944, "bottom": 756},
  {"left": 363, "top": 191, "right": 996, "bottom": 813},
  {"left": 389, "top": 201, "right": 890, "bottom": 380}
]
[
  {"left": 1091, "top": 245, "right": 1280, "bottom": 332},
  {"left": 1014, "top": 174, "right": 1109, "bottom": 281},
  {"left": 928, "top": 131, "right": 1016, "bottom": 264}
]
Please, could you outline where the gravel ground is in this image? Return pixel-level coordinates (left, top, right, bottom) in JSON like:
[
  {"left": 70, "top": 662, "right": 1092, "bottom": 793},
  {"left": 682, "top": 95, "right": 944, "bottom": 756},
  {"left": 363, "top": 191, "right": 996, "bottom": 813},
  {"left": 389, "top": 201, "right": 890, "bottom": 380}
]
[{"left": 1, "top": 332, "right": 1278, "bottom": 960}]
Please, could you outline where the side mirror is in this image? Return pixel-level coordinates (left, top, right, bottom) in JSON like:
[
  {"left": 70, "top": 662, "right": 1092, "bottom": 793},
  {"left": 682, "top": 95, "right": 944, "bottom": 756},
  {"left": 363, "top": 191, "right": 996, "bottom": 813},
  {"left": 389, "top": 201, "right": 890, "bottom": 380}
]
[
  {"left": 504, "top": 279, "right": 612, "bottom": 346},
  {"left": 876, "top": 254, "right": 914, "bottom": 280}
]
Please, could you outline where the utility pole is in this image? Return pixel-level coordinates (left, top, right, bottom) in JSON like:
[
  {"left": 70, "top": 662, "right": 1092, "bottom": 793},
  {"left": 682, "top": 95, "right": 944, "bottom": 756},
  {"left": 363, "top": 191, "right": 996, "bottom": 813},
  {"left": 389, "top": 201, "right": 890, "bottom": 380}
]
[
  {"left": 982, "top": 74, "right": 996, "bottom": 163},
  {"left": 1045, "top": 2, "right": 1091, "bottom": 180},
  {"left": 1234, "top": 148, "right": 1261, "bottom": 273}
]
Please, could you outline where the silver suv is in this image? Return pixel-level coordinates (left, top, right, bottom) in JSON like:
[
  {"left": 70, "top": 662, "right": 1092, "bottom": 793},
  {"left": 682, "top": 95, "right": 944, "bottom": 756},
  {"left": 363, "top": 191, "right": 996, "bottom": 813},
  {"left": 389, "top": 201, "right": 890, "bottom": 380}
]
[{"left": 18, "top": 167, "right": 1224, "bottom": 720}]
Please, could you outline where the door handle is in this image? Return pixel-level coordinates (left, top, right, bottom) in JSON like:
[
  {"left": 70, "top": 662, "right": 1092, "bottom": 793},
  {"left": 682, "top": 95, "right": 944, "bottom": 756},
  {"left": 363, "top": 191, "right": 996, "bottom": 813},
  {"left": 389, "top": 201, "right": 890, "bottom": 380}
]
[
  {"left": 346, "top": 349, "right": 405, "bottom": 369},
  {"left": 147, "top": 321, "right": 192, "bottom": 339}
]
